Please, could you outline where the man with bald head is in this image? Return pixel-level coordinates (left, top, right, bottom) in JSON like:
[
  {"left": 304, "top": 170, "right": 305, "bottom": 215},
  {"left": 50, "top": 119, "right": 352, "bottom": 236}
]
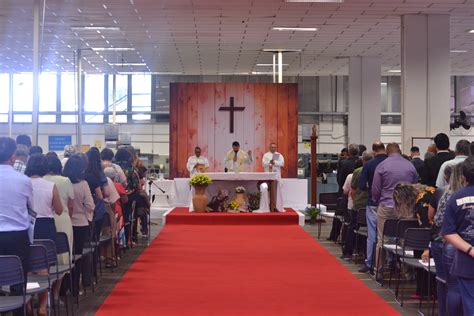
[
  {"left": 372, "top": 142, "right": 418, "bottom": 278},
  {"left": 358, "top": 141, "right": 387, "bottom": 273}
]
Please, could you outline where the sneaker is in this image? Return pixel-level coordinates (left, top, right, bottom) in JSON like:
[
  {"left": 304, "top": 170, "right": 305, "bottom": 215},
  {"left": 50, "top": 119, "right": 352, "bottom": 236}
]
[{"left": 358, "top": 266, "right": 370, "bottom": 273}]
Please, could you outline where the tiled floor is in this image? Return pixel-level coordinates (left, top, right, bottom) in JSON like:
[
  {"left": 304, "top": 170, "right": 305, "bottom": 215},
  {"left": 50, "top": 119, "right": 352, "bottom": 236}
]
[{"left": 74, "top": 217, "right": 431, "bottom": 316}]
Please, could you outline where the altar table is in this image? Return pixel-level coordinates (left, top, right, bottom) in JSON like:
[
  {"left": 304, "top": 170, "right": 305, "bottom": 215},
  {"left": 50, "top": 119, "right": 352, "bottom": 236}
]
[{"left": 202, "top": 172, "right": 283, "bottom": 212}]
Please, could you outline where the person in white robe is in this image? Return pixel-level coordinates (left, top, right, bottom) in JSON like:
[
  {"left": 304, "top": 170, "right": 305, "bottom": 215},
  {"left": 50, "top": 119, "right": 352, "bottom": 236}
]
[
  {"left": 186, "top": 146, "right": 210, "bottom": 177},
  {"left": 224, "top": 141, "right": 253, "bottom": 172},
  {"left": 262, "top": 143, "right": 285, "bottom": 177}
]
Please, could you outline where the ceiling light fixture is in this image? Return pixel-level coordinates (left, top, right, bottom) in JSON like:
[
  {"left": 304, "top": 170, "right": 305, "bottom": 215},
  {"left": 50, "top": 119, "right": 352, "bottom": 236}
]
[
  {"left": 468, "top": 29, "right": 474, "bottom": 33},
  {"left": 262, "top": 48, "right": 302, "bottom": 53},
  {"left": 285, "top": 0, "right": 344, "bottom": 2},
  {"left": 256, "top": 63, "right": 289, "bottom": 66},
  {"left": 272, "top": 27, "right": 318, "bottom": 31},
  {"left": 251, "top": 71, "right": 274, "bottom": 75},
  {"left": 109, "top": 63, "right": 147, "bottom": 66},
  {"left": 219, "top": 72, "right": 249, "bottom": 75},
  {"left": 117, "top": 71, "right": 182, "bottom": 75},
  {"left": 451, "top": 50, "right": 468, "bottom": 53},
  {"left": 387, "top": 69, "right": 401, "bottom": 73},
  {"left": 91, "top": 47, "right": 135, "bottom": 51},
  {"left": 71, "top": 26, "right": 120, "bottom": 31}
]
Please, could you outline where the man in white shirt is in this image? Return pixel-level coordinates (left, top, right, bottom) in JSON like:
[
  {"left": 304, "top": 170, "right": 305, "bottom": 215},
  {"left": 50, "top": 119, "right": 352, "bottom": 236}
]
[
  {"left": 187, "top": 146, "right": 210, "bottom": 176},
  {"left": 224, "top": 141, "right": 253, "bottom": 172},
  {"left": 262, "top": 143, "right": 285, "bottom": 177},
  {"left": 436, "top": 139, "right": 470, "bottom": 188},
  {"left": 0, "top": 137, "right": 33, "bottom": 307}
]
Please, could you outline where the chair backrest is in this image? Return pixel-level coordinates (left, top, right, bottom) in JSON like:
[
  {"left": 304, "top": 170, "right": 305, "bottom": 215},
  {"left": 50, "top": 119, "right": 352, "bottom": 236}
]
[
  {"left": 396, "top": 219, "right": 419, "bottom": 240},
  {"left": 403, "top": 228, "right": 431, "bottom": 251},
  {"left": 34, "top": 239, "right": 57, "bottom": 267},
  {"left": 55, "top": 232, "right": 70, "bottom": 255},
  {"left": 382, "top": 219, "right": 398, "bottom": 239},
  {"left": 334, "top": 197, "right": 348, "bottom": 216},
  {"left": 0, "top": 255, "right": 25, "bottom": 287},
  {"left": 28, "top": 244, "right": 49, "bottom": 273},
  {"left": 319, "top": 192, "right": 339, "bottom": 210},
  {"left": 357, "top": 208, "right": 367, "bottom": 226}
]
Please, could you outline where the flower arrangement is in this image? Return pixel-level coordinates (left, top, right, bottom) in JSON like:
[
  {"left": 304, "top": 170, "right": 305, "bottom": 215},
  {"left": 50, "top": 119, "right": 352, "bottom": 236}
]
[
  {"left": 247, "top": 192, "right": 261, "bottom": 211},
  {"left": 189, "top": 174, "right": 212, "bottom": 186},
  {"left": 228, "top": 200, "right": 240, "bottom": 211},
  {"left": 235, "top": 186, "right": 246, "bottom": 194}
]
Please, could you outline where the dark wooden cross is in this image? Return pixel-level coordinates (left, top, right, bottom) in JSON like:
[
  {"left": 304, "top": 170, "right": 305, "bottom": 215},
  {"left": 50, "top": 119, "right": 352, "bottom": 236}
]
[{"left": 218, "top": 97, "right": 245, "bottom": 134}]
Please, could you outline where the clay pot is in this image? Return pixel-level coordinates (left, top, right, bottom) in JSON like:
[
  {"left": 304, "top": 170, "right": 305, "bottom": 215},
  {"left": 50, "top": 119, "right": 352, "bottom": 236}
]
[
  {"left": 234, "top": 192, "right": 247, "bottom": 211},
  {"left": 193, "top": 185, "right": 208, "bottom": 212}
]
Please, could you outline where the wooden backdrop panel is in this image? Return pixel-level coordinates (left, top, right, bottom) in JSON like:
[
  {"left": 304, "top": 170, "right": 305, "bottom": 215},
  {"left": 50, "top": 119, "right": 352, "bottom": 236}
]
[{"left": 169, "top": 83, "right": 297, "bottom": 178}]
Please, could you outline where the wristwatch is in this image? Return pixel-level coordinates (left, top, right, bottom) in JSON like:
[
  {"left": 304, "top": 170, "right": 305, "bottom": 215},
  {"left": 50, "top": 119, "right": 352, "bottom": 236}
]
[{"left": 467, "top": 246, "right": 473, "bottom": 256}]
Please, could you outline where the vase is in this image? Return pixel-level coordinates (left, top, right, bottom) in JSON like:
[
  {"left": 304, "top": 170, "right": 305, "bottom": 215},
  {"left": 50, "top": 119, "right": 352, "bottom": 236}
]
[
  {"left": 192, "top": 185, "right": 208, "bottom": 213},
  {"left": 234, "top": 192, "right": 247, "bottom": 212}
]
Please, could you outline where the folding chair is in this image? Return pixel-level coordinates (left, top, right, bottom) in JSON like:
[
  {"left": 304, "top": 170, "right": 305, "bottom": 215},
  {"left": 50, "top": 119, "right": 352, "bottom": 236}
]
[
  {"left": 396, "top": 228, "right": 431, "bottom": 306},
  {"left": 317, "top": 192, "right": 339, "bottom": 239},
  {"left": 0, "top": 255, "right": 31, "bottom": 315},
  {"left": 33, "top": 239, "right": 59, "bottom": 315},
  {"left": 353, "top": 208, "right": 368, "bottom": 260},
  {"left": 99, "top": 212, "right": 115, "bottom": 273},
  {"left": 128, "top": 201, "right": 137, "bottom": 248},
  {"left": 55, "top": 232, "right": 74, "bottom": 316},
  {"left": 377, "top": 219, "right": 398, "bottom": 285},
  {"left": 387, "top": 219, "right": 420, "bottom": 288}
]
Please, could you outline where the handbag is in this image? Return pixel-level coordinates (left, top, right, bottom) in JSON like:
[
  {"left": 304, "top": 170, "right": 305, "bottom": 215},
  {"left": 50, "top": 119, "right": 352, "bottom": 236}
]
[{"left": 93, "top": 199, "right": 106, "bottom": 222}]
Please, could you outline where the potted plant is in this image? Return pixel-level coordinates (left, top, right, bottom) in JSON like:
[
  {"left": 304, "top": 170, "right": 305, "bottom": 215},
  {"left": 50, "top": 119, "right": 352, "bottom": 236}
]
[
  {"left": 247, "top": 192, "right": 261, "bottom": 211},
  {"left": 234, "top": 186, "right": 248, "bottom": 212},
  {"left": 189, "top": 174, "right": 212, "bottom": 212},
  {"left": 228, "top": 200, "right": 240, "bottom": 213},
  {"left": 305, "top": 206, "right": 321, "bottom": 224}
]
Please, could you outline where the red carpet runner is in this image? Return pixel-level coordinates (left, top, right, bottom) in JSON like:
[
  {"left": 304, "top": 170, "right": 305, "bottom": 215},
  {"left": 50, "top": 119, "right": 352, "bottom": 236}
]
[
  {"left": 97, "top": 215, "right": 399, "bottom": 316},
  {"left": 165, "top": 207, "right": 300, "bottom": 225}
]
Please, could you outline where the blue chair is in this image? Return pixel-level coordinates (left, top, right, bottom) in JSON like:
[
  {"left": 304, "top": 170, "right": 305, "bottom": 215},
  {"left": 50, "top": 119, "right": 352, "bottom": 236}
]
[
  {"left": 55, "top": 232, "right": 75, "bottom": 315},
  {"left": 0, "top": 255, "right": 31, "bottom": 314}
]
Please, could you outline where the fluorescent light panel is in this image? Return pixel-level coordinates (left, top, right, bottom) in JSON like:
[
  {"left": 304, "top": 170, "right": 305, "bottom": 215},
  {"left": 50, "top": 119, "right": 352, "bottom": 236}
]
[
  {"left": 468, "top": 29, "right": 474, "bottom": 33},
  {"left": 92, "top": 47, "right": 135, "bottom": 51},
  {"left": 256, "top": 63, "right": 289, "bottom": 66},
  {"left": 451, "top": 50, "right": 468, "bottom": 53},
  {"left": 71, "top": 26, "right": 120, "bottom": 31},
  {"left": 273, "top": 27, "right": 318, "bottom": 31},
  {"left": 285, "top": 0, "right": 344, "bottom": 2},
  {"left": 388, "top": 69, "right": 401, "bottom": 73},
  {"left": 109, "top": 63, "right": 146, "bottom": 66}
]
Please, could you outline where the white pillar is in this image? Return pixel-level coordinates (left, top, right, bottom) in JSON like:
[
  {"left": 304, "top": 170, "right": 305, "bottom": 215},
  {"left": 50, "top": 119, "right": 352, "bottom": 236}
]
[
  {"left": 32, "top": 0, "right": 40, "bottom": 145},
  {"left": 277, "top": 51, "right": 283, "bottom": 83},
  {"left": 401, "top": 14, "right": 450, "bottom": 151},
  {"left": 348, "top": 56, "right": 381, "bottom": 146}
]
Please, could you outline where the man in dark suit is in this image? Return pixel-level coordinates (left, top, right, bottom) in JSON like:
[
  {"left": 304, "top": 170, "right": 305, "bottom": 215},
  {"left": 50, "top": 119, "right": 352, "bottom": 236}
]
[
  {"left": 421, "top": 133, "right": 455, "bottom": 187},
  {"left": 329, "top": 144, "right": 359, "bottom": 241},
  {"left": 410, "top": 146, "right": 424, "bottom": 177}
]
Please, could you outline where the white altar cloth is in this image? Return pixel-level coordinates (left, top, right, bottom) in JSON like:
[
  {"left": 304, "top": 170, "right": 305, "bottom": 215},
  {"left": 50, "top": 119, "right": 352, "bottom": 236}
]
[
  {"left": 146, "top": 179, "right": 178, "bottom": 208},
  {"left": 152, "top": 177, "right": 308, "bottom": 211}
]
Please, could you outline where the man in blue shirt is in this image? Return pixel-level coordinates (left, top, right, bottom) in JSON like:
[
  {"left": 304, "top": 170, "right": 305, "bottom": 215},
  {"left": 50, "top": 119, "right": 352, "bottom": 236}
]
[
  {"left": 0, "top": 137, "right": 33, "bottom": 313},
  {"left": 358, "top": 141, "right": 387, "bottom": 273},
  {"left": 442, "top": 156, "right": 474, "bottom": 315}
]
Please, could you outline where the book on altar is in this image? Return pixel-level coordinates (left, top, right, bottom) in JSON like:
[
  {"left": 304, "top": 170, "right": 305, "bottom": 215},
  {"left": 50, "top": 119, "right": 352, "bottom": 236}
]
[{"left": 272, "top": 153, "right": 280, "bottom": 161}]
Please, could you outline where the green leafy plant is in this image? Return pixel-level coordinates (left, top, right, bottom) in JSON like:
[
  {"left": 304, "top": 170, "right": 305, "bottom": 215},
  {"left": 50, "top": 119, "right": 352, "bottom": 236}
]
[
  {"left": 247, "top": 192, "right": 261, "bottom": 211},
  {"left": 189, "top": 174, "right": 212, "bottom": 186},
  {"left": 305, "top": 206, "right": 320, "bottom": 224}
]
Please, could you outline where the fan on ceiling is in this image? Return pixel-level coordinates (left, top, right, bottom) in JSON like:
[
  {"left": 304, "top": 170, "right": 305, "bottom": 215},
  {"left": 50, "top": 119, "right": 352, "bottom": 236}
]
[{"left": 450, "top": 110, "right": 471, "bottom": 133}]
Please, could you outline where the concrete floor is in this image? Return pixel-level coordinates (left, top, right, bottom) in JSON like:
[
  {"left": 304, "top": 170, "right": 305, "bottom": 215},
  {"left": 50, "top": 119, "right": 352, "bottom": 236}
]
[{"left": 73, "top": 213, "right": 432, "bottom": 316}]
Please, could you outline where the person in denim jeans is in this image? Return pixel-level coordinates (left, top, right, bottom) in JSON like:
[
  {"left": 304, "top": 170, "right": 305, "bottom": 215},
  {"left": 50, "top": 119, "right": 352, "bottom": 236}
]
[{"left": 358, "top": 141, "right": 387, "bottom": 273}]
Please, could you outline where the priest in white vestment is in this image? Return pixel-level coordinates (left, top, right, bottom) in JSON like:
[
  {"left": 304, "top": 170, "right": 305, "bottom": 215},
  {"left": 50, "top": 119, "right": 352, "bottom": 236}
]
[
  {"left": 224, "top": 141, "right": 253, "bottom": 172},
  {"left": 262, "top": 143, "right": 285, "bottom": 177},
  {"left": 186, "top": 146, "right": 209, "bottom": 176}
]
